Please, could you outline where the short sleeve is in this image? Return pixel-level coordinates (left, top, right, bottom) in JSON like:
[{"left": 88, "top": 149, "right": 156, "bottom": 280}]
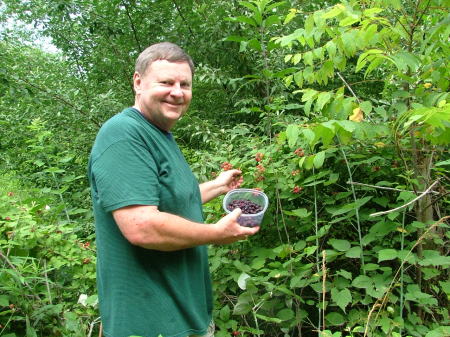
[{"left": 91, "top": 140, "right": 160, "bottom": 212}]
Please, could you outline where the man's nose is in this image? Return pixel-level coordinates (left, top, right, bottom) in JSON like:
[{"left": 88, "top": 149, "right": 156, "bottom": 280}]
[{"left": 170, "top": 84, "right": 183, "bottom": 97}]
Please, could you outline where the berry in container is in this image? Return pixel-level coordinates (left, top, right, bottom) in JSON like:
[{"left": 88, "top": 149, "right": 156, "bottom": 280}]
[{"left": 223, "top": 188, "right": 269, "bottom": 227}]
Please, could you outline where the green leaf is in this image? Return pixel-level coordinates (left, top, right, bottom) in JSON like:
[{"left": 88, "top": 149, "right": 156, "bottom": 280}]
[
  {"left": 304, "top": 245, "right": 318, "bottom": 256},
  {"left": 233, "top": 299, "right": 252, "bottom": 315},
  {"left": 277, "top": 308, "right": 295, "bottom": 321},
  {"left": 326, "top": 312, "right": 345, "bottom": 325},
  {"left": 316, "top": 92, "right": 332, "bottom": 111},
  {"left": 322, "top": 5, "right": 344, "bottom": 19},
  {"left": 237, "top": 273, "right": 251, "bottom": 290},
  {"left": 363, "top": 8, "right": 384, "bottom": 16},
  {"left": 313, "top": 151, "right": 326, "bottom": 168},
  {"left": 329, "top": 239, "right": 351, "bottom": 252},
  {"left": 425, "top": 326, "right": 450, "bottom": 337},
  {"left": 378, "top": 249, "right": 398, "bottom": 262},
  {"left": 360, "top": 101, "right": 373, "bottom": 113},
  {"left": 219, "top": 305, "right": 230, "bottom": 321},
  {"left": 304, "top": 155, "right": 315, "bottom": 170},
  {"left": 326, "top": 196, "right": 372, "bottom": 216},
  {"left": 285, "top": 208, "right": 310, "bottom": 218},
  {"left": 224, "top": 35, "right": 248, "bottom": 42},
  {"left": 331, "top": 288, "right": 352, "bottom": 312},
  {"left": 234, "top": 15, "right": 258, "bottom": 26},
  {"left": 286, "top": 124, "right": 299, "bottom": 148},
  {"left": 345, "top": 246, "right": 361, "bottom": 258},
  {"left": 26, "top": 315, "right": 38, "bottom": 337},
  {"left": 292, "top": 54, "right": 302, "bottom": 65},
  {"left": 255, "top": 313, "right": 283, "bottom": 323},
  {"left": 339, "top": 16, "right": 359, "bottom": 27},
  {"left": 239, "top": 1, "right": 258, "bottom": 14},
  {"left": 0, "top": 295, "right": 9, "bottom": 306},
  {"left": 265, "top": 15, "right": 280, "bottom": 27},
  {"left": 284, "top": 9, "right": 297, "bottom": 25},
  {"left": 352, "top": 275, "right": 373, "bottom": 288},
  {"left": 419, "top": 250, "right": 450, "bottom": 267}
]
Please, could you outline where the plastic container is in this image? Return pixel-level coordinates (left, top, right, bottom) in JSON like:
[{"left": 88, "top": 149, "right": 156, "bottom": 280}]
[{"left": 223, "top": 188, "right": 269, "bottom": 227}]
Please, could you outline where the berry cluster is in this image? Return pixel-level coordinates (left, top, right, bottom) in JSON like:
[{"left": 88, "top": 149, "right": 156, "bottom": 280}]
[
  {"left": 227, "top": 199, "right": 263, "bottom": 214},
  {"left": 294, "top": 147, "right": 305, "bottom": 157},
  {"left": 221, "top": 161, "right": 233, "bottom": 171},
  {"left": 292, "top": 186, "right": 303, "bottom": 194}
]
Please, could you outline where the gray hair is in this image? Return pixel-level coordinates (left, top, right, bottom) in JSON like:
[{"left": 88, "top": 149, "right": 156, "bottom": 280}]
[{"left": 135, "top": 42, "right": 194, "bottom": 76}]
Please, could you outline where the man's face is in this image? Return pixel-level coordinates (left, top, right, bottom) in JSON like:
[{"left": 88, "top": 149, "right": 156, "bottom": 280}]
[{"left": 133, "top": 60, "right": 192, "bottom": 131}]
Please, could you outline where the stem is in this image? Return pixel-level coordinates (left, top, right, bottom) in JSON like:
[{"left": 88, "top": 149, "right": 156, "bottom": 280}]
[
  {"left": 322, "top": 250, "right": 327, "bottom": 332},
  {"left": 276, "top": 188, "right": 291, "bottom": 245},
  {"left": 43, "top": 259, "right": 53, "bottom": 305},
  {"left": 275, "top": 187, "right": 288, "bottom": 245},
  {"left": 313, "top": 166, "right": 322, "bottom": 332},
  {"left": 363, "top": 216, "right": 449, "bottom": 337},
  {"left": 339, "top": 143, "right": 366, "bottom": 273},
  {"left": 122, "top": 0, "right": 142, "bottom": 52},
  {"left": 50, "top": 172, "right": 71, "bottom": 223},
  {"left": 370, "top": 179, "right": 440, "bottom": 217},
  {"left": 348, "top": 181, "right": 440, "bottom": 195},
  {"left": 399, "top": 210, "right": 406, "bottom": 336},
  {"left": 337, "top": 72, "right": 360, "bottom": 104}
]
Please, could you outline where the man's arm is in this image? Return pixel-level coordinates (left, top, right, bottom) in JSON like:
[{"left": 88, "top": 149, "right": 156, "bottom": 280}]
[
  {"left": 113, "top": 205, "right": 259, "bottom": 251},
  {"left": 199, "top": 169, "right": 242, "bottom": 204}
]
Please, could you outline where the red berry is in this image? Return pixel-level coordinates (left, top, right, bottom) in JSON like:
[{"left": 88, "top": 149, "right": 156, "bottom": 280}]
[
  {"left": 255, "top": 152, "right": 264, "bottom": 162},
  {"left": 294, "top": 148, "right": 304, "bottom": 157},
  {"left": 232, "top": 331, "right": 240, "bottom": 336},
  {"left": 292, "top": 186, "right": 303, "bottom": 194},
  {"left": 5, "top": 217, "right": 11, "bottom": 221},
  {"left": 221, "top": 162, "right": 233, "bottom": 171}
]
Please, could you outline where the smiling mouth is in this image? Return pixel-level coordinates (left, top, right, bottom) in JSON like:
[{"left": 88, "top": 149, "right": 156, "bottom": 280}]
[{"left": 164, "top": 101, "right": 183, "bottom": 107}]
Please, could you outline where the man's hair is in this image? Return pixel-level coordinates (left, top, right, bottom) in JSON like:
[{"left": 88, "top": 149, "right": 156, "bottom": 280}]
[{"left": 135, "top": 42, "right": 194, "bottom": 76}]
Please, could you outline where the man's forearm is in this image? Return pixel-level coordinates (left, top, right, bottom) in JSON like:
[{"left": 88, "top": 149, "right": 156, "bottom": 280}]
[
  {"left": 199, "top": 180, "right": 226, "bottom": 204},
  {"left": 114, "top": 206, "right": 220, "bottom": 251},
  {"left": 113, "top": 205, "right": 257, "bottom": 252}
]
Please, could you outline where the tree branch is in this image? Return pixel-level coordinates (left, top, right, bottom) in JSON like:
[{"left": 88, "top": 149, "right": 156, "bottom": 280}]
[
  {"left": 172, "top": 0, "right": 196, "bottom": 40},
  {"left": 337, "top": 72, "right": 360, "bottom": 104},
  {"left": 348, "top": 181, "right": 440, "bottom": 195},
  {"left": 370, "top": 179, "right": 441, "bottom": 217},
  {"left": 121, "top": 0, "right": 142, "bottom": 53},
  {"left": 14, "top": 76, "right": 102, "bottom": 127}
]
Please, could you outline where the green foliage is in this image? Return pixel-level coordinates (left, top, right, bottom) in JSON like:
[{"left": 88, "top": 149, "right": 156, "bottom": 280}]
[{"left": 0, "top": 174, "right": 98, "bottom": 336}]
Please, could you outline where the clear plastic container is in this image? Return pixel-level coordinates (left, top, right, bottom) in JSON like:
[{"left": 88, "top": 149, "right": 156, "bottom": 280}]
[{"left": 223, "top": 188, "right": 269, "bottom": 227}]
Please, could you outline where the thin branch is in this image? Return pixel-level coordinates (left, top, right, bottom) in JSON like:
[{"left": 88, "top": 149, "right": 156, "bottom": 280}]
[
  {"left": 348, "top": 181, "right": 440, "bottom": 195},
  {"left": 337, "top": 72, "right": 360, "bottom": 104},
  {"left": 13, "top": 76, "right": 102, "bottom": 127},
  {"left": 0, "top": 250, "right": 40, "bottom": 300},
  {"left": 322, "top": 250, "right": 327, "bottom": 332},
  {"left": 121, "top": 0, "right": 142, "bottom": 53},
  {"left": 43, "top": 259, "right": 52, "bottom": 305},
  {"left": 370, "top": 179, "right": 440, "bottom": 217},
  {"left": 172, "top": 0, "right": 196, "bottom": 39},
  {"left": 364, "top": 215, "right": 449, "bottom": 337}
]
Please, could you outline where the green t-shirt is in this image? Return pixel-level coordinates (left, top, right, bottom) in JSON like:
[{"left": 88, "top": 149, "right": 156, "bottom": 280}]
[{"left": 88, "top": 108, "right": 212, "bottom": 337}]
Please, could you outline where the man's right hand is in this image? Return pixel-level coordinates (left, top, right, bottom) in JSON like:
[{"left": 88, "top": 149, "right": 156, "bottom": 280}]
[{"left": 213, "top": 208, "right": 260, "bottom": 245}]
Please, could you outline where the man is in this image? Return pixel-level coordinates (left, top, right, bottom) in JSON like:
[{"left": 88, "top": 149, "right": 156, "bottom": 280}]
[{"left": 88, "top": 42, "right": 259, "bottom": 337}]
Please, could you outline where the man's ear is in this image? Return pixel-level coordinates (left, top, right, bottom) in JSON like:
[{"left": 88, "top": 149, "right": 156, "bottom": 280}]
[{"left": 133, "top": 72, "right": 141, "bottom": 93}]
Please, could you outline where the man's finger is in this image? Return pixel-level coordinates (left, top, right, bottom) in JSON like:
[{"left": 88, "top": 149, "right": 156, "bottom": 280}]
[{"left": 229, "top": 208, "right": 242, "bottom": 219}]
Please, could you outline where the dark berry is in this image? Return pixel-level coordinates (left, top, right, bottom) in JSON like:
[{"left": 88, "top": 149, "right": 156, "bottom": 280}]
[{"left": 227, "top": 199, "right": 263, "bottom": 214}]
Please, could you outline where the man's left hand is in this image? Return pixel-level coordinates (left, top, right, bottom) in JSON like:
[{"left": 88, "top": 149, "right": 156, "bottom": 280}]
[{"left": 215, "top": 169, "right": 243, "bottom": 193}]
